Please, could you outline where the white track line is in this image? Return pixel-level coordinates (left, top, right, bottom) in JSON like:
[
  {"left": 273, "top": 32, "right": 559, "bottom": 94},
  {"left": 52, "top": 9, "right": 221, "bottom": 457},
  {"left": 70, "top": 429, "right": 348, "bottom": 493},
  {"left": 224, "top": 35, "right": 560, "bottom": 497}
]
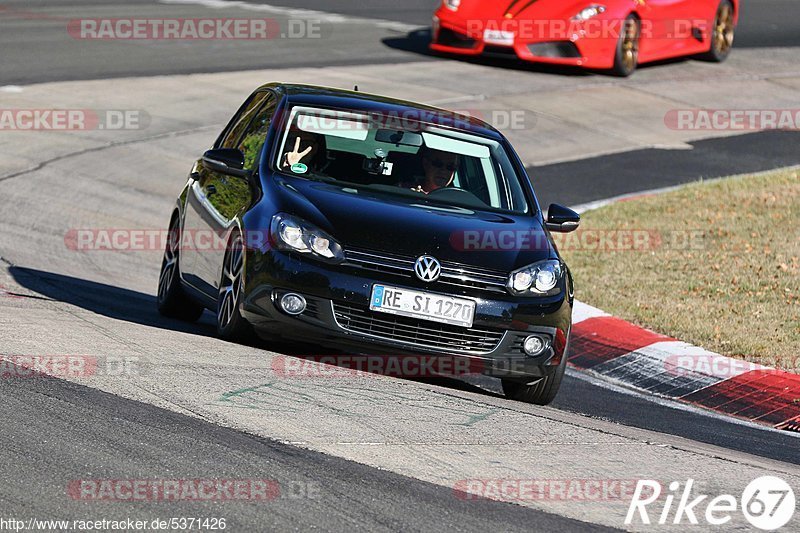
[
  {"left": 566, "top": 367, "right": 800, "bottom": 438},
  {"left": 157, "top": 0, "right": 419, "bottom": 32},
  {"left": 570, "top": 164, "right": 800, "bottom": 214}
]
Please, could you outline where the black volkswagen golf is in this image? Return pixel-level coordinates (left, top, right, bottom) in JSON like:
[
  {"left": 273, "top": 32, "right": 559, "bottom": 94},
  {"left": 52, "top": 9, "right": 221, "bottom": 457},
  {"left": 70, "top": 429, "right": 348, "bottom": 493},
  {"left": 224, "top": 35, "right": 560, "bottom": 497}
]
[{"left": 157, "top": 83, "right": 580, "bottom": 405}]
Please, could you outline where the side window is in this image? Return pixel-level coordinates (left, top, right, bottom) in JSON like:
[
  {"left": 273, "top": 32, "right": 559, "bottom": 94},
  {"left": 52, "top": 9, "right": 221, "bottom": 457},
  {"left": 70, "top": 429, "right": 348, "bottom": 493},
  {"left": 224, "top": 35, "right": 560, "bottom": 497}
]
[
  {"left": 219, "top": 91, "right": 271, "bottom": 150},
  {"left": 238, "top": 93, "right": 277, "bottom": 171}
]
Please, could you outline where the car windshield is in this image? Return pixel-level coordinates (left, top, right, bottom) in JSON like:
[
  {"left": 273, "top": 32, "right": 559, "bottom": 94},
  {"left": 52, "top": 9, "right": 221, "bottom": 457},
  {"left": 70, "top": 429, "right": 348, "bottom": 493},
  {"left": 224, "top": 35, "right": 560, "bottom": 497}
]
[{"left": 274, "top": 105, "right": 530, "bottom": 214}]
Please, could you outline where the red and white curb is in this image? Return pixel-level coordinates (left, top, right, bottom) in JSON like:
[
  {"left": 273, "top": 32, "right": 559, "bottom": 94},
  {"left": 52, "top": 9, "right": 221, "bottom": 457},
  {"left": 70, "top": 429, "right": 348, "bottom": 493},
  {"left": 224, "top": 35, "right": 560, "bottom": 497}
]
[{"left": 570, "top": 299, "right": 800, "bottom": 432}]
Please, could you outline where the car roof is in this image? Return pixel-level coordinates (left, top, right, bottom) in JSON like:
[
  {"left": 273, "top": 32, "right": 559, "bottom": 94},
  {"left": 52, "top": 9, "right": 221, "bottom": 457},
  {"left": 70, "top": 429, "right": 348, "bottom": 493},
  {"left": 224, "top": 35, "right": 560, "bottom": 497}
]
[{"left": 256, "top": 82, "right": 504, "bottom": 140}]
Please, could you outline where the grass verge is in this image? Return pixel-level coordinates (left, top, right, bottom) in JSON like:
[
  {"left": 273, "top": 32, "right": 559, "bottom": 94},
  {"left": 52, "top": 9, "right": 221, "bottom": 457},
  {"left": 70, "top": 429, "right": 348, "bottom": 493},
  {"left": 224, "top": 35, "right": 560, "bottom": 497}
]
[{"left": 561, "top": 168, "right": 799, "bottom": 372}]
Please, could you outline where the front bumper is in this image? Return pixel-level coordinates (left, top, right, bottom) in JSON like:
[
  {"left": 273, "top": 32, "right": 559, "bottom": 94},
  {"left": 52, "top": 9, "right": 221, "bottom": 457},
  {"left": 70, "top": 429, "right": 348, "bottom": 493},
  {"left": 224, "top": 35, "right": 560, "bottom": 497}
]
[
  {"left": 240, "top": 249, "right": 572, "bottom": 380},
  {"left": 430, "top": 17, "right": 617, "bottom": 69}
]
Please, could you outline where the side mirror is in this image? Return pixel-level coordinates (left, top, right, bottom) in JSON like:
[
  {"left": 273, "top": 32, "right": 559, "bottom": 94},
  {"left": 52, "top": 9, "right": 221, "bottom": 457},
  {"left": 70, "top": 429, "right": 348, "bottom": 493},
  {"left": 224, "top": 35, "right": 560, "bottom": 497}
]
[
  {"left": 546, "top": 203, "right": 580, "bottom": 233},
  {"left": 202, "top": 148, "right": 248, "bottom": 178}
]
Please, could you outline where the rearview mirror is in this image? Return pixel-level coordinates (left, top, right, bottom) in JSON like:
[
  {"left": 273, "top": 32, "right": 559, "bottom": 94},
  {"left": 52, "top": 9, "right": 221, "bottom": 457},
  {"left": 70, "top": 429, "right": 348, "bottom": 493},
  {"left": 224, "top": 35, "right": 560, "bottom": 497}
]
[
  {"left": 375, "top": 129, "right": 423, "bottom": 147},
  {"left": 202, "top": 148, "right": 248, "bottom": 178},
  {"left": 546, "top": 204, "right": 580, "bottom": 233}
]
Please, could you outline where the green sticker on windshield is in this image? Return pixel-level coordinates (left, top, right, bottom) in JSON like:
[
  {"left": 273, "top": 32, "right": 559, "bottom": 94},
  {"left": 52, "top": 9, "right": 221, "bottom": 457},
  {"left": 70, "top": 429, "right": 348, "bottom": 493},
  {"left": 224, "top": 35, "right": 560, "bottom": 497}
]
[{"left": 290, "top": 163, "right": 308, "bottom": 174}]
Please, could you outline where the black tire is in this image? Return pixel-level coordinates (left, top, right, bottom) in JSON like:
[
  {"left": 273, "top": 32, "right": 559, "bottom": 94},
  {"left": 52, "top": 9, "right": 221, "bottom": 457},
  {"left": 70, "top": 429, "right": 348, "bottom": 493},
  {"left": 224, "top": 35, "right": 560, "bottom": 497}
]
[
  {"left": 157, "top": 214, "right": 205, "bottom": 322},
  {"left": 699, "top": 0, "right": 735, "bottom": 62},
  {"left": 501, "top": 352, "right": 567, "bottom": 406},
  {"left": 611, "top": 15, "right": 640, "bottom": 77},
  {"left": 216, "top": 231, "right": 254, "bottom": 341}
]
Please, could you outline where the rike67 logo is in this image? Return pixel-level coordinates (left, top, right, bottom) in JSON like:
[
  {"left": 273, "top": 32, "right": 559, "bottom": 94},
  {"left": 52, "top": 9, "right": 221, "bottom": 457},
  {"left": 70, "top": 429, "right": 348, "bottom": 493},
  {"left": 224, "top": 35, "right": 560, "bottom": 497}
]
[{"left": 626, "top": 477, "right": 796, "bottom": 530}]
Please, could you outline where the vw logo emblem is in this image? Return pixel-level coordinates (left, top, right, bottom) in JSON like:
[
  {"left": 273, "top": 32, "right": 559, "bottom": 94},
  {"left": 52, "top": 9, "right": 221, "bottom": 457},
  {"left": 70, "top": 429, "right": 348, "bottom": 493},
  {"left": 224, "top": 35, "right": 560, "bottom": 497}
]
[{"left": 414, "top": 255, "right": 441, "bottom": 282}]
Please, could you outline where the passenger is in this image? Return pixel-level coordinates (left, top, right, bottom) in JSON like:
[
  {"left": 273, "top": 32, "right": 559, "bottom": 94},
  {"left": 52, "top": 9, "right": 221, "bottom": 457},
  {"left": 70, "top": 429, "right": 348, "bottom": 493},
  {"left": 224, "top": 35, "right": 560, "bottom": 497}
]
[{"left": 281, "top": 131, "right": 328, "bottom": 172}]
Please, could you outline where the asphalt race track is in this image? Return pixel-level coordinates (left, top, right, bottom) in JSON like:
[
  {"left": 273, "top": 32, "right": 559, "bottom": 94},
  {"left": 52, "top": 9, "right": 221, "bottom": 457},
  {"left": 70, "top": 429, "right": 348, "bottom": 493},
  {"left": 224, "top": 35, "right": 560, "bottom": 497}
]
[
  {"left": 248, "top": 0, "right": 800, "bottom": 48},
  {"left": 1, "top": 1, "right": 800, "bottom": 530},
  {"left": 1, "top": 372, "right": 607, "bottom": 532},
  {"left": 3, "top": 0, "right": 800, "bottom": 84}
]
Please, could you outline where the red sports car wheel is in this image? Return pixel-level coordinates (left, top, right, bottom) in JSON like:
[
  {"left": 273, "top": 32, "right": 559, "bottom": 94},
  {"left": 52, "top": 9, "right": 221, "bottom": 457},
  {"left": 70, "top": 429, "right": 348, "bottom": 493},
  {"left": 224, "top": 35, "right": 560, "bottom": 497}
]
[
  {"left": 702, "top": 0, "right": 735, "bottom": 62},
  {"left": 611, "top": 15, "right": 640, "bottom": 77}
]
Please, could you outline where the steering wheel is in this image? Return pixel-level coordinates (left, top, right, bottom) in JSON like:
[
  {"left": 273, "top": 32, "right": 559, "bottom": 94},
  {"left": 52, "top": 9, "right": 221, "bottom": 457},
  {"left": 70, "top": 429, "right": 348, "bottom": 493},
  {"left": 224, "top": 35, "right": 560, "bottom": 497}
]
[
  {"left": 428, "top": 186, "right": 472, "bottom": 196},
  {"left": 425, "top": 186, "right": 488, "bottom": 209}
]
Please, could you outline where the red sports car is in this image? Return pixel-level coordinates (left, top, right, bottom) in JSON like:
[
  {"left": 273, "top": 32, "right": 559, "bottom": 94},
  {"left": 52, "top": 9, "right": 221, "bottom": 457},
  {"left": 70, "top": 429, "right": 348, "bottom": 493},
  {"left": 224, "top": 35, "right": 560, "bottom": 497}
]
[{"left": 431, "top": 0, "right": 738, "bottom": 76}]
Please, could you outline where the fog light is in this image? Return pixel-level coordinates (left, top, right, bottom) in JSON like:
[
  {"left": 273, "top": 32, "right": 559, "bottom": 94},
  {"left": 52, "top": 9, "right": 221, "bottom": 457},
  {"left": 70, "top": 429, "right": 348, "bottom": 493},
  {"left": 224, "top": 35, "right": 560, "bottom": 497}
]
[
  {"left": 280, "top": 293, "right": 306, "bottom": 315},
  {"left": 523, "top": 335, "right": 547, "bottom": 356}
]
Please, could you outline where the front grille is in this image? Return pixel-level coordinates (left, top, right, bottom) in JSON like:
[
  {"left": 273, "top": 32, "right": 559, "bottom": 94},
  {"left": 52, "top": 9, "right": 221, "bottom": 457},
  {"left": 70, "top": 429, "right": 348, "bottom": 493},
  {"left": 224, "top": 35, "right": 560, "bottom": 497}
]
[
  {"left": 304, "top": 298, "right": 321, "bottom": 319},
  {"left": 437, "top": 27, "right": 478, "bottom": 49},
  {"left": 344, "top": 249, "right": 508, "bottom": 294},
  {"left": 483, "top": 45, "right": 518, "bottom": 57},
  {"left": 508, "top": 335, "right": 527, "bottom": 356},
  {"left": 332, "top": 302, "right": 505, "bottom": 355},
  {"left": 527, "top": 41, "right": 581, "bottom": 59}
]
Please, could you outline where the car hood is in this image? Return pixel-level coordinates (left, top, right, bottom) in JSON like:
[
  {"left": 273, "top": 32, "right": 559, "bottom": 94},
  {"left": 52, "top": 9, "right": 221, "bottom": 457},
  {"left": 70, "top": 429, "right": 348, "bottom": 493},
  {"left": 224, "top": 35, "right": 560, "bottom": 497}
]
[
  {"left": 453, "top": 0, "right": 593, "bottom": 23},
  {"left": 270, "top": 176, "right": 555, "bottom": 272}
]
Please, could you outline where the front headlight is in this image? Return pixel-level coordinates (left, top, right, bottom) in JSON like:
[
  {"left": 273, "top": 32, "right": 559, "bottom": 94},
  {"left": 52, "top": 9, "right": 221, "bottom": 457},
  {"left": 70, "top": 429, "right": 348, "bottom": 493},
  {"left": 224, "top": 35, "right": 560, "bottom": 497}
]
[
  {"left": 572, "top": 5, "right": 606, "bottom": 21},
  {"left": 507, "top": 260, "right": 563, "bottom": 296},
  {"left": 270, "top": 214, "right": 344, "bottom": 263},
  {"left": 443, "top": 0, "right": 461, "bottom": 11}
]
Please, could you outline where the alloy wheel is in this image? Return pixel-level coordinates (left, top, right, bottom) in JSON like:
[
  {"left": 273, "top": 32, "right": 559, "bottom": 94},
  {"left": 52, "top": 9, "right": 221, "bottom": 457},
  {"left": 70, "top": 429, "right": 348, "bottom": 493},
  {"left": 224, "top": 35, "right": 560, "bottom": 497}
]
[
  {"left": 158, "top": 222, "right": 180, "bottom": 303},
  {"left": 218, "top": 235, "right": 244, "bottom": 329},
  {"left": 713, "top": 2, "right": 735, "bottom": 55},
  {"left": 621, "top": 18, "right": 640, "bottom": 73}
]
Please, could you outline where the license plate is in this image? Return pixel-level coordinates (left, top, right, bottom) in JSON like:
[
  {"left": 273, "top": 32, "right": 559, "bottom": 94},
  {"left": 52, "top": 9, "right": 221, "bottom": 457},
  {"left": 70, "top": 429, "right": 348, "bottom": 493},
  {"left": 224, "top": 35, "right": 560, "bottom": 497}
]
[
  {"left": 484, "top": 29, "right": 515, "bottom": 46},
  {"left": 369, "top": 285, "right": 476, "bottom": 328}
]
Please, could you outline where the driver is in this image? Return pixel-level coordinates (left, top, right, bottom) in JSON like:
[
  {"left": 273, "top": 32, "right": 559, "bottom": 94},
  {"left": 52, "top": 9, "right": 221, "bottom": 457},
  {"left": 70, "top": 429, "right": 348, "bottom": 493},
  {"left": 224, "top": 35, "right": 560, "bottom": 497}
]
[{"left": 403, "top": 147, "right": 459, "bottom": 194}]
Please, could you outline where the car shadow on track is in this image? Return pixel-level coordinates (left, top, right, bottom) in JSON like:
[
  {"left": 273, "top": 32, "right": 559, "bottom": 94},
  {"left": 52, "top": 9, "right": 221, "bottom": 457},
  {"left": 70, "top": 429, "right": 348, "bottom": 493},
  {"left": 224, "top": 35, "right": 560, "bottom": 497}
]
[
  {"left": 382, "top": 29, "right": 593, "bottom": 77},
  {"left": 8, "top": 266, "right": 503, "bottom": 398},
  {"left": 9, "top": 266, "right": 219, "bottom": 338},
  {"left": 381, "top": 28, "right": 755, "bottom": 76}
]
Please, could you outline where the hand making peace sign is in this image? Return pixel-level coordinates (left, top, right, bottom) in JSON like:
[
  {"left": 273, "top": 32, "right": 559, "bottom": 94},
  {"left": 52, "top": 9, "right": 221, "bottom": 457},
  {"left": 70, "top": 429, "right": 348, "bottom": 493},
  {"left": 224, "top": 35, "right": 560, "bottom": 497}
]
[{"left": 283, "top": 136, "right": 314, "bottom": 168}]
